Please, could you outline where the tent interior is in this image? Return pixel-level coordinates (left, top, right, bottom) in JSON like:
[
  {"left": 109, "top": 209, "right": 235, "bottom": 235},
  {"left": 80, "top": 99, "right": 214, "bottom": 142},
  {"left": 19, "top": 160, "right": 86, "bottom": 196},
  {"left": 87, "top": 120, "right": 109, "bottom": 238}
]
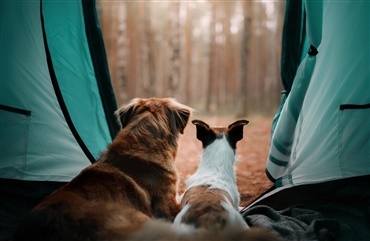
[{"left": 0, "top": 0, "right": 369, "bottom": 240}]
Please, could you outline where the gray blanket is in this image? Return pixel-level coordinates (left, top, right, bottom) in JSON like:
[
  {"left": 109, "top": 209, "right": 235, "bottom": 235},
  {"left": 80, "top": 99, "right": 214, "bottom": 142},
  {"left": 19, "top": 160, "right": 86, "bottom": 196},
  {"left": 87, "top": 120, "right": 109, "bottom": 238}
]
[{"left": 242, "top": 205, "right": 341, "bottom": 241}]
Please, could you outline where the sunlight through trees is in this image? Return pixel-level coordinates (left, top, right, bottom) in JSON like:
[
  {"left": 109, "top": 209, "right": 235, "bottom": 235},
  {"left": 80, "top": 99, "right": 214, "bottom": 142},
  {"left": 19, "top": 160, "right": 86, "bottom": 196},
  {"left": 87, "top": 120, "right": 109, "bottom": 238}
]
[{"left": 97, "top": 0, "right": 285, "bottom": 116}]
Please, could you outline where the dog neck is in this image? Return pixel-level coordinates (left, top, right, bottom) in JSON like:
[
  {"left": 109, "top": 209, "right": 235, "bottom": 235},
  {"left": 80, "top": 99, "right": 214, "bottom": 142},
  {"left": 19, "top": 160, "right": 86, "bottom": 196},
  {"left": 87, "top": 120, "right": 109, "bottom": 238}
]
[
  {"left": 186, "top": 135, "right": 239, "bottom": 208},
  {"left": 100, "top": 127, "right": 179, "bottom": 171}
]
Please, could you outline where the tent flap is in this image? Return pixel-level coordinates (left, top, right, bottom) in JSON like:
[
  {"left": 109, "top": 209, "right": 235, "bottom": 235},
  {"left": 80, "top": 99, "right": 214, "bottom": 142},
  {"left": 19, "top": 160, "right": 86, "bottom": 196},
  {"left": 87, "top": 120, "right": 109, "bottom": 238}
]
[
  {"left": 267, "top": 1, "right": 370, "bottom": 187},
  {"left": 0, "top": 0, "right": 118, "bottom": 181}
]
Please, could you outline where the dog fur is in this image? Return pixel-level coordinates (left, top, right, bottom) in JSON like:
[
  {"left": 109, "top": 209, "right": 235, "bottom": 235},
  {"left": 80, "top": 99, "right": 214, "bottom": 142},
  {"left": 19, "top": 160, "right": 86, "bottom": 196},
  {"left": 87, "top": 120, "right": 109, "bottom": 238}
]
[
  {"left": 13, "top": 98, "right": 192, "bottom": 241},
  {"left": 174, "top": 119, "right": 249, "bottom": 230},
  {"left": 174, "top": 120, "right": 282, "bottom": 241}
]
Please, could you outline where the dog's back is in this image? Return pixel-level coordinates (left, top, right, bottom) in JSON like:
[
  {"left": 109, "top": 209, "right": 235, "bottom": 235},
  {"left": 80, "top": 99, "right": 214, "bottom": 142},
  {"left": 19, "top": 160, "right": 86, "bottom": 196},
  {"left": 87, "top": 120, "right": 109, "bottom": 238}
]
[
  {"left": 176, "top": 185, "right": 244, "bottom": 230},
  {"left": 14, "top": 98, "right": 193, "bottom": 241},
  {"left": 14, "top": 163, "right": 153, "bottom": 241},
  {"left": 174, "top": 119, "right": 282, "bottom": 241},
  {"left": 175, "top": 120, "right": 249, "bottom": 229}
]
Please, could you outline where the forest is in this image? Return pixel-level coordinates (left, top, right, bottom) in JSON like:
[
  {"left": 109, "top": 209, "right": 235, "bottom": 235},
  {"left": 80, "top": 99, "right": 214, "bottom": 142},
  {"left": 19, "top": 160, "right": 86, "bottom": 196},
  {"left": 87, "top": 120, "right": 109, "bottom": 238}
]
[{"left": 97, "top": 1, "right": 285, "bottom": 116}]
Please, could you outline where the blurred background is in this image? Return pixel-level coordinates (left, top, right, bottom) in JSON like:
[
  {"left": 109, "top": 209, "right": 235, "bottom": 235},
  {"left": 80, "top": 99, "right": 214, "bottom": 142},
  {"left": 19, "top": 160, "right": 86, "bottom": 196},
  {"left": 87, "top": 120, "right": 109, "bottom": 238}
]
[{"left": 97, "top": 0, "right": 285, "bottom": 117}]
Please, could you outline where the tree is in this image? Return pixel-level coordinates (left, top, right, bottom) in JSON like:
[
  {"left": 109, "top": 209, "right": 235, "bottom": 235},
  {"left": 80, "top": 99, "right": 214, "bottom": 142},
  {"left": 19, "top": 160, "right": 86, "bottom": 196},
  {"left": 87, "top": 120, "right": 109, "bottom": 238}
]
[
  {"left": 138, "top": 2, "right": 156, "bottom": 98},
  {"left": 206, "top": 2, "right": 216, "bottom": 112},
  {"left": 238, "top": 1, "right": 252, "bottom": 117},
  {"left": 125, "top": 2, "right": 138, "bottom": 99},
  {"left": 168, "top": 1, "right": 181, "bottom": 97},
  {"left": 97, "top": 0, "right": 284, "bottom": 115},
  {"left": 183, "top": 2, "right": 192, "bottom": 103}
]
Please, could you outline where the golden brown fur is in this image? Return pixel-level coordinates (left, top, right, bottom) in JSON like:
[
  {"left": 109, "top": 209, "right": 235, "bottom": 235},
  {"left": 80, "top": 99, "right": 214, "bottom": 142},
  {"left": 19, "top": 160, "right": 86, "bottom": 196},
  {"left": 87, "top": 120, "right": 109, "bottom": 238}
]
[
  {"left": 179, "top": 185, "right": 234, "bottom": 230},
  {"left": 13, "top": 98, "right": 192, "bottom": 241}
]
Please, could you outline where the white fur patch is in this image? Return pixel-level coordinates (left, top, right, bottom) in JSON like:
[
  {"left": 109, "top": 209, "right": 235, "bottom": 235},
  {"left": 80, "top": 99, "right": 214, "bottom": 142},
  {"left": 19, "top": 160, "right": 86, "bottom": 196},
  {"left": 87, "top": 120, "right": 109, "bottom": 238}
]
[
  {"left": 176, "top": 193, "right": 184, "bottom": 203},
  {"left": 173, "top": 204, "right": 191, "bottom": 225},
  {"left": 186, "top": 136, "right": 240, "bottom": 209}
]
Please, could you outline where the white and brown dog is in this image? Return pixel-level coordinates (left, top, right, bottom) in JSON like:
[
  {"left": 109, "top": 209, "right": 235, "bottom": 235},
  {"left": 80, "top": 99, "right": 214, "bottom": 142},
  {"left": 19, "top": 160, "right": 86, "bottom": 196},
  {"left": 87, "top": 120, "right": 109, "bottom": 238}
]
[
  {"left": 174, "top": 119, "right": 281, "bottom": 241},
  {"left": 174, "top": 119, "right": 249, "bottom": 233},
  {"left": 14, "top": 98, "right": 192, "bottom": 241}
]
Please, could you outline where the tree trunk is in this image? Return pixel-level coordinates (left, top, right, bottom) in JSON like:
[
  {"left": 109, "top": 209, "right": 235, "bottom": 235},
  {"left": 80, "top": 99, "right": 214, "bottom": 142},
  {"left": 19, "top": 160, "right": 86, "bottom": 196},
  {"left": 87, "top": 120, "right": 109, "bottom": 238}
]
[
  {"left": 184, "top": 2, "right": 192, "bottom": 103},
  {"left": 116, "top": 2, "right": 128, "bottom": 105},
  {"left": 206, "top": 3, "right": 216, "bottom": 112},
  {"left": 126, "top": 2, "right": 138, "bottom": 99},
  {"left": 168, "top": 1, "right": 181, "bottom": 97},
  {"left": 238, "top": 1, "right": 252, "bottom": 117}
]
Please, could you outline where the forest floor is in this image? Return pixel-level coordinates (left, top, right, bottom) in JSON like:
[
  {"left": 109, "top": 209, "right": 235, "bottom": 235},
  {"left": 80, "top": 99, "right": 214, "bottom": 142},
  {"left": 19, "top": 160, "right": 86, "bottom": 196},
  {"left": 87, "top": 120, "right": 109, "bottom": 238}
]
[{"left": 175, "top": 115, "right": 274, "bottom": 207}]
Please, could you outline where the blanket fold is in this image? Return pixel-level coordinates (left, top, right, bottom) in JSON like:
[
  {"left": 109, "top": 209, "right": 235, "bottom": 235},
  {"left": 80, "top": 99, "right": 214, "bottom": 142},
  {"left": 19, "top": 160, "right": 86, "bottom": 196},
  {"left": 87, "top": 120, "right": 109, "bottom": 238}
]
[{"left": 241, "top": 205, "right": 339, "bottom": 241}]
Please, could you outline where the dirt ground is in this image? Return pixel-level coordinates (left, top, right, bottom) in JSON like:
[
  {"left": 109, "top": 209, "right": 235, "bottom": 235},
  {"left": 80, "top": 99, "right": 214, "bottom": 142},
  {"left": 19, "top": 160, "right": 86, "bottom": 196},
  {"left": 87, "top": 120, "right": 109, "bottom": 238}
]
[{"left": 175, "top": 115, "right": 274, "bottom": 207}]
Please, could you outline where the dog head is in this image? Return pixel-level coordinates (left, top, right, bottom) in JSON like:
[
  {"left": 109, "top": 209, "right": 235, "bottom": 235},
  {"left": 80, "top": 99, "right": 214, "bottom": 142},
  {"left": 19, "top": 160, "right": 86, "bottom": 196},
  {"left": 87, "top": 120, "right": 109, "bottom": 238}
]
[
  {"left": 115, "top": 98, "right": 193, "bottom": 138},
  {"left": 192, "top": 119, "right": 249, "bottom": 149}
]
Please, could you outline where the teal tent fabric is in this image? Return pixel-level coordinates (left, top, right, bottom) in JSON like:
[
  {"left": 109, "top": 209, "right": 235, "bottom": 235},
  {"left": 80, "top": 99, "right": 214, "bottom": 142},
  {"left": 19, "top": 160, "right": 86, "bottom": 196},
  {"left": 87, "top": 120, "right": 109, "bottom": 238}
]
[
  {"left": 246, "top": 3, "right": 369, "bottom": 240},
  {"left": 0, "top": 0, "right": 117, "bottom": 182},
  {"left": 43, "top": 0, "right": 112, "bottom": 160},
  {"left": 1, "top": 0, "right": 118, "bottom": 239},
  {"left": 81, "top": 0, "right": 120, "bottom": 140},
  {"left": 267, "top": 0, "right": 370, "bottom": 187},
  {"left": 279, "top": 0, "right": 307, "bottom": 94},
  {"left": 271, "top": 0, "right": 307, "bottom": 136},
  {"left": 1, "top": 1, "right": 88, "bottom": 181}
]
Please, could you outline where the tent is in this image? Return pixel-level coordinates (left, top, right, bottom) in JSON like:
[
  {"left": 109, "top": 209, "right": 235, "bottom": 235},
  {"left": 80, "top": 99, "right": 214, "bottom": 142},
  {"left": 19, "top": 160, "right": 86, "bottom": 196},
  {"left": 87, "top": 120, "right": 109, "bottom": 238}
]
[
  {"left": 266, "top": 0, "right": 369, "bottom": 189},
  {"left": 1, "top": 0, "right": 369, "bottom": 240},
  {"left": 240, "top": 0, "right": 370, "bottom": 240},
  {"left": 0, "top": 0, "right": 119, "bottom": 239}
]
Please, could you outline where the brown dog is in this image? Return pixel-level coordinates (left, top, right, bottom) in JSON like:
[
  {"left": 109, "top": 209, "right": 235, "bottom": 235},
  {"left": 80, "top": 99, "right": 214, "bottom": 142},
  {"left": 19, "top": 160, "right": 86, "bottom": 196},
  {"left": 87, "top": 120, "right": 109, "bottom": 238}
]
[{"left": 13, "top": 98, "right": 192, "bottom": 241}]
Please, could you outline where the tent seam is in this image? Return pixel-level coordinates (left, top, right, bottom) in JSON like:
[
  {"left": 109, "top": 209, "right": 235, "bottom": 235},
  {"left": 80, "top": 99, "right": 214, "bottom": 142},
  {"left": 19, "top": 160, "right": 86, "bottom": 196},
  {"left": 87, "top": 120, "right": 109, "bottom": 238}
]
[{"left": 40, "top": 0, "right": 96, "bottom": 164}]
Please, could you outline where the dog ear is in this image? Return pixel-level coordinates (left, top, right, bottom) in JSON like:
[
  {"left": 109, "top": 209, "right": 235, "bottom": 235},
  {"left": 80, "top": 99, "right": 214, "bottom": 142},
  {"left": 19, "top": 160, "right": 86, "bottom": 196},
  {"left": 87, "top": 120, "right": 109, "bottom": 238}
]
[
  {"left": 228, "top": 120, "right": 249, "bottom": 145},
  {"left": 114, "top": 98, "right": 139, "bottom": 129},
  {"left": 174, "top": 108, "right": 191, "bottom": 134},
  {"left": 167, "top": 99, "right": 193, "bottom": 134},
  {"left": 192, "top": 120, "right": 215, "bottom": 146}
]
